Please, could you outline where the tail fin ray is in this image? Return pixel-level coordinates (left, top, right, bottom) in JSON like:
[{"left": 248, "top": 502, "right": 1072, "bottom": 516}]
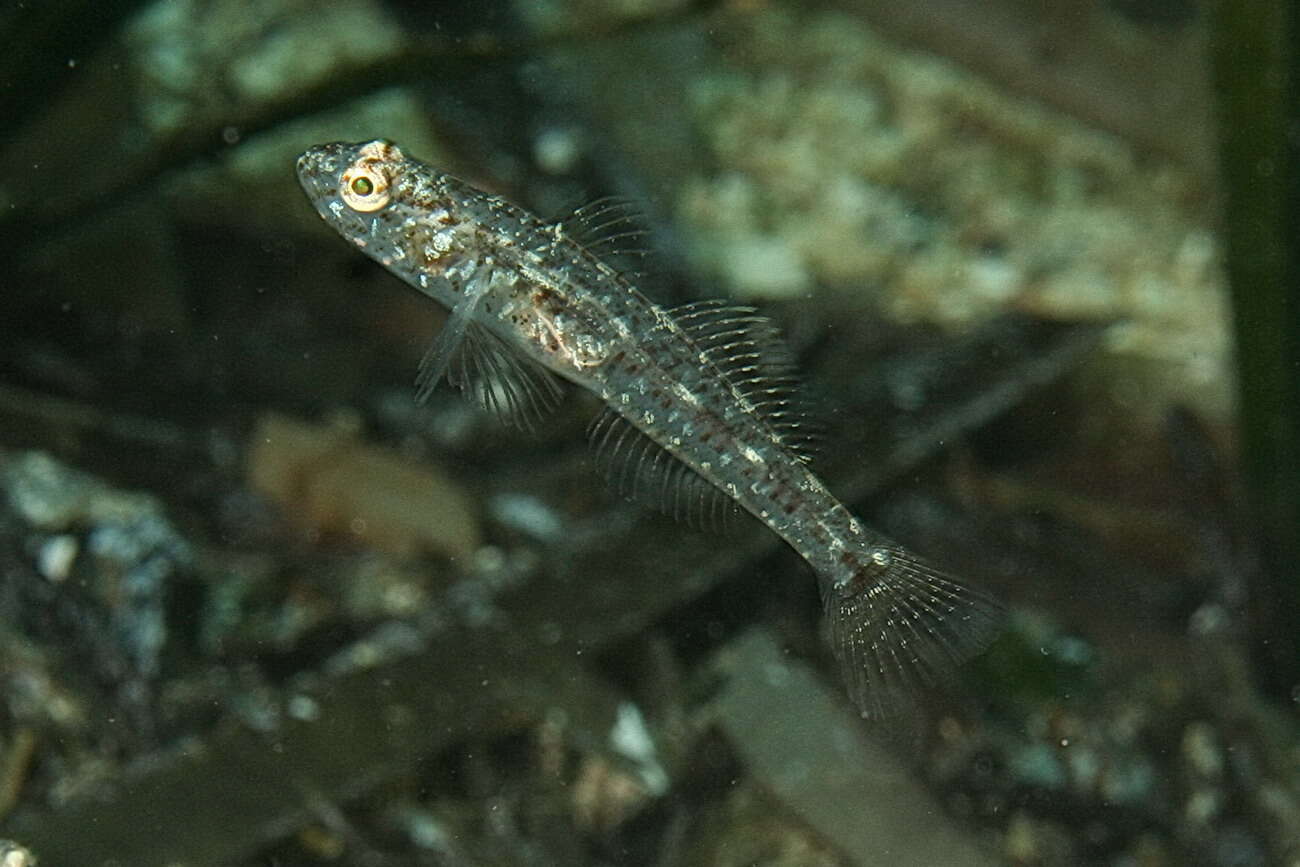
[{"left": 822, "top": 544, "right": 1003, "bottom": 719}]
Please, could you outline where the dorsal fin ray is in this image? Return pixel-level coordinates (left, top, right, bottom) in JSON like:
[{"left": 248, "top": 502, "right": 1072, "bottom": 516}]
[
  {"left": 665, "top": 300, "right": 822, "bottom": 463},
  {"left": 558, "top": 196, "right": 653, "bottom": 276},
  {"left": 587, "top": 407, "right": 743, "bottom": 532},
  {"left": 415, "top": 267, "right": 564, "bottom": 431}
]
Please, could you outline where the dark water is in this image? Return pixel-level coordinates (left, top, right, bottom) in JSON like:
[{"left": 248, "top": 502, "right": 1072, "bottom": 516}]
[{"left": 0, "top": 1, "right": 1295, "bottom": 866}]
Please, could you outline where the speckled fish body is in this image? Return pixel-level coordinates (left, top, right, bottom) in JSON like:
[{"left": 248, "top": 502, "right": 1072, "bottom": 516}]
[{"left": 296, "top": 140, "right": 1001, "bottom": 717}]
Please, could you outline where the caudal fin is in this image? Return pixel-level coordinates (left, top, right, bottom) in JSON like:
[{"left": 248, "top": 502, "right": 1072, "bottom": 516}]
[{"left": 821, "top": 543, "right": 1004, "bottom": 719}]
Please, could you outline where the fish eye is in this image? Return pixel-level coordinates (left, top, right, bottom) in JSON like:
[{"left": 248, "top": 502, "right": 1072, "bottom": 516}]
[{"left": 340, "top": 164, "right": 390, "bottom": 212}]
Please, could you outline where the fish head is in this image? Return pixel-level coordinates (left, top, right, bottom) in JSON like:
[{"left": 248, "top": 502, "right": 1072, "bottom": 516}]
[
  {"left": 296, "top": 140, "right": 468, "bottom": 281},
  {"left": 296, "top": 139, "right": 409, "bottom": 238}
]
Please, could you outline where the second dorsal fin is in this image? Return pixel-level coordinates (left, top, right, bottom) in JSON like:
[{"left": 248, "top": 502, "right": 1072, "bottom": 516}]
[
  {"left": 586, "top": 297, "right": 821, "bottom": 529},
  {"left": 667, "top": 300, "right": 820, "bottom": 462}
]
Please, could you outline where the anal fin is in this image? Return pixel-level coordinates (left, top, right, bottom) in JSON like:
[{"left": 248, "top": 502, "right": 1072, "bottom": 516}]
[{"left": 587, "top": 407, "right": 742, "bottom": 532}]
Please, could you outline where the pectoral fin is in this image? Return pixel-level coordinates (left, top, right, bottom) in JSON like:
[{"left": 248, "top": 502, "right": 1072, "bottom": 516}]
[{"left": 414, "top": 267, "right": 564, "bottom": 431}]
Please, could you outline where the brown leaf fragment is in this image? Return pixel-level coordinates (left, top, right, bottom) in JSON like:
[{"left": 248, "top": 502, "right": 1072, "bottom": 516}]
[{"left": 247, "top": 412, "right": 480, "bottom": 560}]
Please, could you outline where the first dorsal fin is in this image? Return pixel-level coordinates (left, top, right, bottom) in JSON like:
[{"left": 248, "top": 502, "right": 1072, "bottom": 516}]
[{"left": 558, "top": 197, "right": 653, "bottom": 277}]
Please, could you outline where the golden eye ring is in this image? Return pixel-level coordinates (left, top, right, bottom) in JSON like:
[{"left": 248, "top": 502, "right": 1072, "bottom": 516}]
[{"left": 340, "top": 164, "right": 391, "bottom": 212}]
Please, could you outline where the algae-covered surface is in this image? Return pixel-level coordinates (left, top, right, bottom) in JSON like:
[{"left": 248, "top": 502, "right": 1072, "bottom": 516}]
[{"left": 1, "top": 1, "right": 1296, "bottom": 865}]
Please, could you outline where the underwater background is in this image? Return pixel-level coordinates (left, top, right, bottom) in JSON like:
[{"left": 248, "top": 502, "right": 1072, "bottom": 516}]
[{"left": 0, "top": 0, "right": 1296, "bottom": 864}]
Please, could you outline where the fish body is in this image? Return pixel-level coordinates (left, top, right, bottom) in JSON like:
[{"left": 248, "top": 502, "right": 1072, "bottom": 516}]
[{"left": 296, "top": 140, "right": 1000, "bottom": 717}]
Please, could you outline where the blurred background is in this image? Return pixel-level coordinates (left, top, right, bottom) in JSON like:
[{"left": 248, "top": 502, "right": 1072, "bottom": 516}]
[{"left": 0, "top": 0, "right": 1296, "bottom": 864}]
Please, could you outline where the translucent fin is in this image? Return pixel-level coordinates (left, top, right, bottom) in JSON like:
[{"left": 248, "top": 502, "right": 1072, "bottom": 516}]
[
  {"left": 414, "top": 267, "right": 495, "bottom": 406},
  {"left": 668, "top": 300, "right": 821, "bottom": 462},
  {"left": 587, "top": 407, "right": 741, "bottom": 532},
  {"left": 415, "top": 267, "right": 563, "bottom": 431},
  {"left": 559, "top": 197, "right": 652, "bottom": 275},
  {"left": 440, "top": 323, "right": 564, "bottom": 431},
  {"left": 820, "top": 543, "right": 1004, "bottom": 719}
]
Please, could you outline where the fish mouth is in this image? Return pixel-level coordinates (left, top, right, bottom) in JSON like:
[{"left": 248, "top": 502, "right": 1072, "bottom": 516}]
[
  {"left": 295, "top": 143, "right": 349, "bottom": 203},
  {"left": 295, "top": 142, "right": 372, "bottom": 236}
]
